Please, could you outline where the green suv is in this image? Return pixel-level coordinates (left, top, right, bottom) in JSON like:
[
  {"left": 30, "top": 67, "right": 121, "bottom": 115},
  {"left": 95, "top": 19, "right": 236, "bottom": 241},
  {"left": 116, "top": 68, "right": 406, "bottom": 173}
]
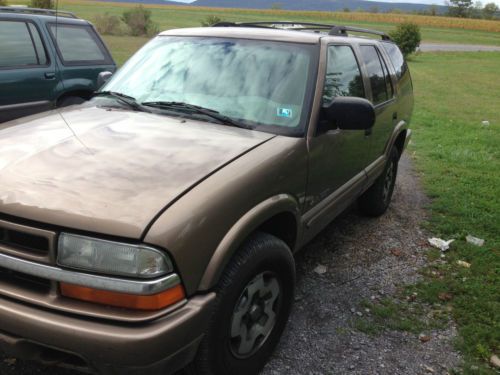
[{"left": 0, "top": 7, "right": 116, "bottom": 123}]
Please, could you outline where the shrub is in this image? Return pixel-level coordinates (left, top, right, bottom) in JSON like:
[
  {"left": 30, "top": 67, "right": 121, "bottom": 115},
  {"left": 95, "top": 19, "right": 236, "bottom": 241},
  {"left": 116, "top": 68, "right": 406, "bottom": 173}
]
[
  {"left": 122, "top": 6, "right": 158, "bottom": 37},
  {"left": 29, "top": 0, "right": 53, "bottom": 9},
  {"left": 200, "top": 15, "right": 222, "bottom": 27},
  {"left": 390, "top": 22, "right": 421, "bottom": 57},
  {"left": 94, "top": 13, "right": 123, "bottom": 35},
  {"left": 0, "top": 0, "right": 7, "bottom": 6}
]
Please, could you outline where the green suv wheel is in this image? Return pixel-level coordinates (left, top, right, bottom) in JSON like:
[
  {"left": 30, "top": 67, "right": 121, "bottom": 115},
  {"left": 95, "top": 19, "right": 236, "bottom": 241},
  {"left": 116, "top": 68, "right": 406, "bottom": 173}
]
[{"left": 188, "top": 232, "right": 295, "bottom": 375}]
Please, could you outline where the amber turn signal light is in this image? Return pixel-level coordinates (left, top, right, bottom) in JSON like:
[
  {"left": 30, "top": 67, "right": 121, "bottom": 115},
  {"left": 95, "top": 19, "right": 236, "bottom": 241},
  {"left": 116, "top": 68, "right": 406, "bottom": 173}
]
[{"left": 60, "top": 283, "right": 185, "bottom": 310}]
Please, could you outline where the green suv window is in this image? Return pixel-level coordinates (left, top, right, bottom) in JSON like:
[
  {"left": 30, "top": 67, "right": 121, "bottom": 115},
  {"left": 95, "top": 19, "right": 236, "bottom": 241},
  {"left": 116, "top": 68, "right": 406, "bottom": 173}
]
[
  {"left": 49, "top": 24, "right": 110, "bottom": 65},
  {"left": 0, "top": 21, "right": 41, "bottom": 67}
]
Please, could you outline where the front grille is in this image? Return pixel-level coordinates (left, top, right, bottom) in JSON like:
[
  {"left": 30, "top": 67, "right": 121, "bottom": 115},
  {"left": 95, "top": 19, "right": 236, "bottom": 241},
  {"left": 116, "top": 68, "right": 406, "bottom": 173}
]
[
  {"left": 0, "top": 266, "right": 51, "bottom": 293},
  {"left": 0, "top": 226, "right": 50, "bottom": 255}
]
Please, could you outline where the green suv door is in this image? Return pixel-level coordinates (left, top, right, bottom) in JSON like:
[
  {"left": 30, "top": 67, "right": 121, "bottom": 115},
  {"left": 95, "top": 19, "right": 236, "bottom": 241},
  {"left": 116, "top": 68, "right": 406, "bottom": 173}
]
[{"left": 0, "top": 18, "right": 58, "bottom": 122}]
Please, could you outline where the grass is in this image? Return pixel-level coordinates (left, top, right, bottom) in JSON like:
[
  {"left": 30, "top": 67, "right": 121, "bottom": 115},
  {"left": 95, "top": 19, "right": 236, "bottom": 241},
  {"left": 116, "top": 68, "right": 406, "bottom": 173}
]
[
  {"left": 357, "top": 52, "right": 499, "bottom": 374},
  {"left": 408, "top": 52, "right": 499, "bottom": 373}
]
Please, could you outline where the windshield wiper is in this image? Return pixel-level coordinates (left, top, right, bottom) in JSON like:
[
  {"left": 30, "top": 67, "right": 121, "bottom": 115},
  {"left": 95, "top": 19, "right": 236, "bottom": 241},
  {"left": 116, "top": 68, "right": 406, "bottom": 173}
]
[
  {"left": 95, "top": 91, "right": 150, "bottom": 112},
  {"left": 141, "top": 101, "right": 247, "bottom": 129}
]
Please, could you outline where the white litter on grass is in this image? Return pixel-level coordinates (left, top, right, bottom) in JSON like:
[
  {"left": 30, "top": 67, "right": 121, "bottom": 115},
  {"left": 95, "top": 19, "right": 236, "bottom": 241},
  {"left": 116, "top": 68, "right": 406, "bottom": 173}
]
[
  {"left": 466, "top": 235, "right": 485, "bottom": 247},
  {"left": 313, "top": 264, "right": 327, "bottom": 275},
  {"left": 457, "top": 260, "right": 471, "bottom": 268},
  {"left": 482, "top": 120, "right": 490, "bottom": 127},
  {"left": 428, "top": 238, "right": 455, "bottom": 252}
]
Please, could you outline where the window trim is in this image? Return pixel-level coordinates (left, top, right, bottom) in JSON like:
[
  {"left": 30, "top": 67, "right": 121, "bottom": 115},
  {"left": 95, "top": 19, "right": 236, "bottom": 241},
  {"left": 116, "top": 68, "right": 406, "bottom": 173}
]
[
  {"left": 47, "top": 22, "right": 114, "bottom": 67},
  {"left": 322, "top": 43, "right": 367, "bottom": 105},
  {"left": 0, "top": 18, "right": 51, "bottom": 70},
  {"left": 359, "top": 44, "right": 397, "bottom": 108}
]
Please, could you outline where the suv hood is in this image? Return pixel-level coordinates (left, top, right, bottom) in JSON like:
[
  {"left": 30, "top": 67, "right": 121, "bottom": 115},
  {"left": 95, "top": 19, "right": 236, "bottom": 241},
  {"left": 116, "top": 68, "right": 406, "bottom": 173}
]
[{"left": 0, "top": 106, "right": 273, "bottom": 238}]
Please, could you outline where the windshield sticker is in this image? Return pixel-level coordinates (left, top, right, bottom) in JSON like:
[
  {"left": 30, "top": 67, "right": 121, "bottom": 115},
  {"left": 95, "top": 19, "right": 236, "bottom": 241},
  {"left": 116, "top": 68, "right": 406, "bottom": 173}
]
[{"left": 277, "top": 108, "right": 293, "bottom": 118}]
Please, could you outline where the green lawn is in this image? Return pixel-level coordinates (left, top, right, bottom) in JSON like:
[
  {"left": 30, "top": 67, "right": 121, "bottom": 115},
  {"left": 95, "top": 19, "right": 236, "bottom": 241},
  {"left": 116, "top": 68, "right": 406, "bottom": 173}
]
[{"left": 408, "top": 52, "right": 499, "bottom": 373}]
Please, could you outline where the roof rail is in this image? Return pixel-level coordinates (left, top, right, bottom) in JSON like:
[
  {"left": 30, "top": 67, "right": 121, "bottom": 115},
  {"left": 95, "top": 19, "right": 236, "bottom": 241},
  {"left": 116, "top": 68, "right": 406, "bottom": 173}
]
[
  {"left": 0, "top": 6, "right": 78, "bottom": 19},
  {"left": 212, "top": 21, "right": 391, "bottom": 41}
]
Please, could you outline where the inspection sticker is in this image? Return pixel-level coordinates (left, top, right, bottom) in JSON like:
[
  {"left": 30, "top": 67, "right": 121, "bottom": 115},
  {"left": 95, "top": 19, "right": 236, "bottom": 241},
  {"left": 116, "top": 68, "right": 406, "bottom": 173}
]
[{"left": 277, "top": 108, "right": 293, "bottom": 118}]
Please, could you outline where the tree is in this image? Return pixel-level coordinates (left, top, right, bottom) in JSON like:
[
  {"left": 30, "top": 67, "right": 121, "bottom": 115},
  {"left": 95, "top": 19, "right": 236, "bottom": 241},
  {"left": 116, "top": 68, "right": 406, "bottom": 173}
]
[
  {"left": 200, "top": 15, "right": 222, "bottom": 27},
  {"left": 428, "top": 4, "right": 440, "bottom": 16},
  {"left": 447, "top": 0, "right": 473, "bottom": 17},
  {"left": 0, "top": 0, "right": 7, "bottom": 6},
  {"left": 483, "top": 2, "right": 499, "bottom": 18},
  {"left": 270, "top": 2, "right": 283, "bottom": 10},
  {"left": 369, "top": 5, "right": 379, "bottom": 13},
  {"left": 390, "top": 22, "right": 421, "bottom": 58},
  {"left": 122, "top": 6, "right": 159, "bottom": 36},
  {"left": 29, "top": 0, "right": 53, "bottom": 9}
]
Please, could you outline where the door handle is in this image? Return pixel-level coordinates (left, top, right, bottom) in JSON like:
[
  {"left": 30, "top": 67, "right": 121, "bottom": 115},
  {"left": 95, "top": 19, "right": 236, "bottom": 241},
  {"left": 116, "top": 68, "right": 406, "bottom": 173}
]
[{"left": 44, "top": 72, "right": 56, "bottom": 79}]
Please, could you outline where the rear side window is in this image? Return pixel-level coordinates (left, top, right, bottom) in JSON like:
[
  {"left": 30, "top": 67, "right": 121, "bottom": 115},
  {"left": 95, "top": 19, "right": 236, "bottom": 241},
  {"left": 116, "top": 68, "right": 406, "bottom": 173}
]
[
  {"left": 381, "top": 42, "right": 408, "bottom": 81},
  {"left": 0, "top": 21, "right": 38, "bottom": 67},
  {"left": 359, "top": 45, "right": 392, "bottom": 105},
  {"left": 49, "top": 24, "right": 109, "bottom": 65},
  {"left": 28, "top": 23, "right": 48, "bottom": 65},
  {"left": 323, "top": 45, "right": 365, "bottom": 104}
]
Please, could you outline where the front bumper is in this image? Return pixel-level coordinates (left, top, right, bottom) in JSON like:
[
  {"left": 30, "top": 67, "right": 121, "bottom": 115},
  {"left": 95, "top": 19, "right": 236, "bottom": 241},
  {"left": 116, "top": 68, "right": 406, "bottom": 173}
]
[{"left": 0, "top": 292, "right": 216, "bottom": 374}]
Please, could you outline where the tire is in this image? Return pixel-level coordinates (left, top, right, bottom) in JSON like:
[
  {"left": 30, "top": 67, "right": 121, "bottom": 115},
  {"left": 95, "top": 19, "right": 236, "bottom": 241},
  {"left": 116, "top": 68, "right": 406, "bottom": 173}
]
[
  {"left": 57, "top": 96, "right": 86, "bottom": 108},
  {"left": 358, "top": 147, "right": 399, "bottom": 217},
  {"left": 188, "top": 232, "right": 296, "bottom": 375}
]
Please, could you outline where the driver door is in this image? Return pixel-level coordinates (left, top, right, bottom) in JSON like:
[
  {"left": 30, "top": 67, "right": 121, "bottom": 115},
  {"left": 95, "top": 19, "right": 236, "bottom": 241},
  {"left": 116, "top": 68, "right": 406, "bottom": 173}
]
[{"left": 303, "top": 44, "right": 371, "bottom": 234}]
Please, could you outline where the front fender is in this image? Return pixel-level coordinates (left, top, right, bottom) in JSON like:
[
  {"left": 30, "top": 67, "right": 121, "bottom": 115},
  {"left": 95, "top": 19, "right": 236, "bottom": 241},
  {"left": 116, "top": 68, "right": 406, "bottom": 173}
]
[{"left": 198, "top": 194, "right": 301, "bottom": 291}]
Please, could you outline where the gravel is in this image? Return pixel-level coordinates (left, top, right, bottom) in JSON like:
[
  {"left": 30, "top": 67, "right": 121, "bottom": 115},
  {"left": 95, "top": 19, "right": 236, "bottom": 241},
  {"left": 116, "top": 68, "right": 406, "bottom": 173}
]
[
  {"left": 0, "top": 155, "right": 461, "bottom": 375},
  {"left": 419, "top": 43, "right": 500, "bottom": 52}
]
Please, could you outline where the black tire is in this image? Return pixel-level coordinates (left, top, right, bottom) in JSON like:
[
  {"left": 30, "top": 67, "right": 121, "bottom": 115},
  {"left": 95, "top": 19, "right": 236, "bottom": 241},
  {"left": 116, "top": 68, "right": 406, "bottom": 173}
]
[
  {"left": 57, "top": 96, "right": 86, "bottom": 108},
  {"left": 188, "top": 232, "right": 295, "bottom": 375},
  {"left": 358, "top": 147, "right": 399, "bottom": 217}
]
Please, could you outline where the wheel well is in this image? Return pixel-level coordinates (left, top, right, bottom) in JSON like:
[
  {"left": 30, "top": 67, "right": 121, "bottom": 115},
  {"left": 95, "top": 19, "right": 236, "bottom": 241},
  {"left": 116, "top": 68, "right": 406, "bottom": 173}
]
[
  {"left": 256, "top": 212, "right": 298, "bottom": 251},
  {"left": 57, "top": 90, "right": 93, "bottom": 105},
  {"left": 393, "top": 130, "right": 407, "bottom": 159}
]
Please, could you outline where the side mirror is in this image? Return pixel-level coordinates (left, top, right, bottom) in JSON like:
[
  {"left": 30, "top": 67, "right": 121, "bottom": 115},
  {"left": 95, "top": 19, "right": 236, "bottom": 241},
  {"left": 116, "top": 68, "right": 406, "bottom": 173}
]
[
  {"left": 323, "top": 97, "right": 375, "bottom": 131},
  {"left": 97, "top": 71, "right": 113, "bottom": 89}
]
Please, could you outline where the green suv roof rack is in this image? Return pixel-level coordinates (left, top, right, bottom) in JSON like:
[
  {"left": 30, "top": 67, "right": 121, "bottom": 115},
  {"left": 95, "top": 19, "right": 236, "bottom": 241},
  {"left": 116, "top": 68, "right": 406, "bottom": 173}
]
[
  {"left": 0, "top": 6, "right": 78, "bottom": 19},
  {"left": 213, "top": 21, "right": 391, "bottom": 41}
]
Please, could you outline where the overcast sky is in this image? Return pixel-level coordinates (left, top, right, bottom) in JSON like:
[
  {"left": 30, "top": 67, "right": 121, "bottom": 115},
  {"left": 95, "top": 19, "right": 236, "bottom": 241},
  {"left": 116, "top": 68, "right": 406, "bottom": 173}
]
[{"left": 172, "top": 0, "right": 500, "bottom": 5}]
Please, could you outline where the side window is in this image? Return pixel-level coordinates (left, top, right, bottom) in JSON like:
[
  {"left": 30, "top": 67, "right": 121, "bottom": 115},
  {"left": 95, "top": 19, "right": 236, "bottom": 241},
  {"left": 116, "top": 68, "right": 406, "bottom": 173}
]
[
  {"left": 359, "top": 45, "right": 391, "bottom": 105},
  {"left": 323, "top": 45, "right": 365, "bottom": 104},
  {"left": 381, "top": 42, "right": 408, "bottom": 81},
  {"left": 0, "top": 21, "right": 38, "bottom": 68},
  {"left": 379, "top": 52, "right": 394, "bottom": 98},
  {"left": 50, "top": 24, "right": 108, "bottom": 64},
  {"left": 28, "top": 23, "right": 48, "bottom": 65}
]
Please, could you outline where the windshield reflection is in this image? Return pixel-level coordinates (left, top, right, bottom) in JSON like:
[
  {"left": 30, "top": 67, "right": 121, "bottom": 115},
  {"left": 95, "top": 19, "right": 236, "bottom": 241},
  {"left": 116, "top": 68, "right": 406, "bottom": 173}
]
[{"left": 103, "top": 37, "right": 316, "bottom": 134}]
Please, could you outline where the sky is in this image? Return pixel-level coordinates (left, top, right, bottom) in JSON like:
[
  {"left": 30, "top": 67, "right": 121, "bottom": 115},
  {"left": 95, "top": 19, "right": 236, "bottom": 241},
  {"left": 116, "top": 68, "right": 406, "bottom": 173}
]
[{"left": 172, "top": 0, "right": 500, "bottom": 5}]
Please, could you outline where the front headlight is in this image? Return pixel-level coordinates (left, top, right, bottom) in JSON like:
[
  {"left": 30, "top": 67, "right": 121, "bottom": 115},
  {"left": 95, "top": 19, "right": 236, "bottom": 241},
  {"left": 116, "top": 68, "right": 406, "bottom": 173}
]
[{"left": 57, "top": 233, "right": 173, "bottom": 279}]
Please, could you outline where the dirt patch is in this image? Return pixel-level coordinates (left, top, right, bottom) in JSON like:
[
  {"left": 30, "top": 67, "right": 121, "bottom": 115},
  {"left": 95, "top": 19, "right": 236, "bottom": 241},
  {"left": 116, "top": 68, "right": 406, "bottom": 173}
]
[{"left": 0, "top": 156, "right": 461, "bottom": 375}]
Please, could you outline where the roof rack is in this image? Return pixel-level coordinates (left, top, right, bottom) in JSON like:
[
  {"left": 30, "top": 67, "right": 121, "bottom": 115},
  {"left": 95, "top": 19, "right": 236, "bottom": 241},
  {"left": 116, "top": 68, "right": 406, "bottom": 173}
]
[
  {"left": 0, "top": 6, "right": 78, "bottom": 19},
  {"left": 212, "top": 21, "right": 391, "bottom": 41}
]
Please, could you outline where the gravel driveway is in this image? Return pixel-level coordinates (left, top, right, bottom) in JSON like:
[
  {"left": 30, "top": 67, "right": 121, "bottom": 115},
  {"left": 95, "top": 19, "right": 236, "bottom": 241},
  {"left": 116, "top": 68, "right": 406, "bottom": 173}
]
[{"left": 0, "top": 155, "right": 461, "bottom": 375}]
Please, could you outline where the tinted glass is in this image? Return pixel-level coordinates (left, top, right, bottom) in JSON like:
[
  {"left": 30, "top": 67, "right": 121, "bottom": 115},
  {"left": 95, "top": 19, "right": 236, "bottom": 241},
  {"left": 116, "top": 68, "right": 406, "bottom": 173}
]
[
  {"left": 381, "top": 42, "right": 408, "bottom": 81},
  {"left": 379, "top": 51, "right": 394, "bottom": 98},
  {"left": 28, "top": 23, "right": 48, "bottom": 65},
  {"left": 0, "top": 21, "right": 37, "bottom": 67},
  {"left": 51, "top": 25, "right": 106, "bottom": 63},
  {"left": 323, "top": 45, "right": 364, "bottom": 104},
  {"left": 105, "top": 37, "right": 316, "bottom": 134},
  {"left": 359, "top": 45, "right": 389, "bottom": 105}
]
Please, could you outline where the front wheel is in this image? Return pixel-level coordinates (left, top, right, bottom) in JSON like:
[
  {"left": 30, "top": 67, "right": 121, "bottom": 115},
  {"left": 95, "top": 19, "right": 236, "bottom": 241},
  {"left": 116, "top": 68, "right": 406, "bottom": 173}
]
[
  {"left": 358, "top": 147, "right": 399, "bottom": 217},
  {"left": 188, "top": 232, "right": 295, "bottom": 375}
]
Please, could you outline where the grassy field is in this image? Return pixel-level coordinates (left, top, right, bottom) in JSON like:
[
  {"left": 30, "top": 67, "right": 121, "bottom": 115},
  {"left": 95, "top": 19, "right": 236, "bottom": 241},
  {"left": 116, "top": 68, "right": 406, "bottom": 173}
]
[
  {"left": 356, "top": 52, "right": 499, "bottom": 374},
  {"left": 408, "top": 52, "right": 499, "bottom": 374}
]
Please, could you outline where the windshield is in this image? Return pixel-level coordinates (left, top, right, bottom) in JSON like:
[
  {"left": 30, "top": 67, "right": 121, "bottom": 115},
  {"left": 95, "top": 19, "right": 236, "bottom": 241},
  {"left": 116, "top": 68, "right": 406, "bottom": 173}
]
[{"left": 102, "top": 36, "right": 318, "bottom": 136}]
